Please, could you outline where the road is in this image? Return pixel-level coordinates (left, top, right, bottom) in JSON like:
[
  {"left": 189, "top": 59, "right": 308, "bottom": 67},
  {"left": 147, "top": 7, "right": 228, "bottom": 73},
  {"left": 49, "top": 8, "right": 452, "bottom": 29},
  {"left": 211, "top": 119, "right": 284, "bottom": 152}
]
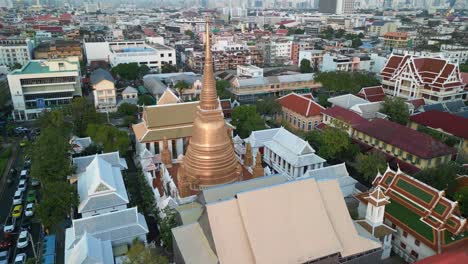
[{"left": 0, "top": 142, "right": 42, "bottom": 263}]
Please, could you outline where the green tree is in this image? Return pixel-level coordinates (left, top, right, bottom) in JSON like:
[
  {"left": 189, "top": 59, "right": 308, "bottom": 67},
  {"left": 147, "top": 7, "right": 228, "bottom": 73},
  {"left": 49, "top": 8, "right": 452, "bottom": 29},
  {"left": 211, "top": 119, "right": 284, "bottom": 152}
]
[
  {"left": 66, "top": 97, "right": 102, "bottom": 137},
  {"left": 314, "top": 72, "right": 380, "bottom": 95},
  {"left": 138, "top": 94, "right": 155, "bottom": 106},
  {"left": 118, "top": 102, "right": 139, "bottom": 116},
  {"left": 10, "top": 62, "right": 22, "bottom": 70},
  {"left": 454, "top": 187, "right": 468, "bottom": 217},
  {"left": 216, "top": 80, "right": 233, "bottom": 99},
  {"left": 111, "top": 63, "right": 140, "bottom": 80},
  {"left": 300, "top": 59, "right": 312, "bottom": 73},
  {"left": 124, "top": 239, "right": 169, "bottom": 264},
  {"left": 305, "top": 128, "right": 358, "bottom": 161},
  {"left": 36, "top": 182, "right": 78, "bottom": 229},
  {"left": 161, "top": 64, "right": 178, "bottom": 73},
  {"left": 415, "top": 162, "right": 464, "bottom": 198},
  {"left": 279, "top": 24, "right": 286, "bottom": 29},
  {"left": 355, "top": 152, "right": 387, "bottom": 183},
  {"left": 158, "top": 208, "right": 178, "bottom": 251},
  {"left": 86, "top": 124, "right": 130, "bottom": 154},
  {"left": 231, "top": 105, "right": 266, "bottom": 138},
  {"left": 381, "top": 97, "right": 410, "bottom": 125},
  {"left": 460, "top": 60, "right": 468, "bottom": 73},
  {"left": 255, "top": 96, "right": 282, "bottom": 117},
  {"left": 184, "top": 30, "right": 195, "bottom": 39},
  {"left": 138, "top": 65, "right": 150, "bottom": 78},
  {"left": 317, "top": 94, "right": 331, "bottom": 108},
  {"left": 174, "top": 80, "right": 190, "bottom": 97}
]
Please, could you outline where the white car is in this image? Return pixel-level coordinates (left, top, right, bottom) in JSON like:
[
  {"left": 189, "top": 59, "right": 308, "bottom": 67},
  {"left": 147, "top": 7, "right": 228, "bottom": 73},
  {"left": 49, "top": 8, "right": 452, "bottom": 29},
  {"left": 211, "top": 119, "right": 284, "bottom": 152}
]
[
  {"left": 3, "top": 215, "right": 16, "bottom": 233},
  {"left": 20, "top": 170, "right": 28, "bottom": 179},
  {"left": 13, "top": 190, "right": 23, "bottom": 205},
  {"left": 17, "top": 230, "right": 29, "bottom": 249},
  {"left": 0, "top": 250, "right": 9, "bottom": 264},
  {"left": 18, "top": 179, "right": 27, "bottom": 192},
  {"left": 25, "top": 203, "right": 34, "bottom": 217},
  {"left": 14, "top": 253, "right": 26, "bottom": 264}
]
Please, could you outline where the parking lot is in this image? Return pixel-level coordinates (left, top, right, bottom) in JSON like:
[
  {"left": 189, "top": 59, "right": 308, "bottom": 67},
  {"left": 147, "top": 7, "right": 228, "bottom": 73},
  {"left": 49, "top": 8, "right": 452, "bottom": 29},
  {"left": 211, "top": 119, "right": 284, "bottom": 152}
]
[{"left": 0, "top": 141, "right": 43, "bottom": 263}]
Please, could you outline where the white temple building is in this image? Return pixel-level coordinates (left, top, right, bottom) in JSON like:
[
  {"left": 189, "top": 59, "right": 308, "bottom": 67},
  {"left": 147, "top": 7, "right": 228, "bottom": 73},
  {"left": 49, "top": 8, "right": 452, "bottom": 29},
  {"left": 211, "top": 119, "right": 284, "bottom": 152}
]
[{"left": 261, "top": 127, "right": 326, "bottom": 179}]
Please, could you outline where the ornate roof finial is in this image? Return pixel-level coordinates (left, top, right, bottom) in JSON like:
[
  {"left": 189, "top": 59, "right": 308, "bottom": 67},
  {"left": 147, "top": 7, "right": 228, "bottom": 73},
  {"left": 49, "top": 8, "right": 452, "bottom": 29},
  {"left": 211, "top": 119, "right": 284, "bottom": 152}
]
[
  {"left": 252, "top": 151, "right": 264, "bottom": 178},
  {"left": 244, "top": 143, "right": 253, "bottom": 167},
  {"left": 161, "top": 137, "right": 172, "bottom": 168},
  {"left": 199, "top": 16, "right": 219, "bottom": 110}
]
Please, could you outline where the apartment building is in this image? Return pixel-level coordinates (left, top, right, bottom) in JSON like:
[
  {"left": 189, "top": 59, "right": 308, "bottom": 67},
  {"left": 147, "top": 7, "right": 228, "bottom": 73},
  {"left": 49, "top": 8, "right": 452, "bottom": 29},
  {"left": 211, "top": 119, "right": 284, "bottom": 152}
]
[
  {"left": 393, "top": 44, "right": 468, "bottom": 65},
  {"left": 34, "top": 40, "right": 83, "bottom": 61},
  {"left": 7, "top": 57, "right": 82, "bottom": 121},
  {"left": 298, "top": 50, "right": 323, "bottom": 71},
  {"left": 368, "top": 21, "right": 397, "bottom": 36},
  {"left": 0, "top": 38, "right": 34, "bottom": 70},
  {"left": 380, "top": 55, "right": 466, "bottom": 103},
  {"left": 187, "top": 48, "right": 263, "bottom": 73},
  {"left": 321, "top": 53, "right": 373, "bottom": 72},
  {"left": 84, "top": 40, "right": 176, "bottom": 72},
  {"left": 231, "top": 73, "right": 320, "bottom": 103},
  {"left": 384, "top": 32, "right": 410, "bottom": 49},
  {"left": 270, "top": 39, "right": 293, "bottom": 64}
]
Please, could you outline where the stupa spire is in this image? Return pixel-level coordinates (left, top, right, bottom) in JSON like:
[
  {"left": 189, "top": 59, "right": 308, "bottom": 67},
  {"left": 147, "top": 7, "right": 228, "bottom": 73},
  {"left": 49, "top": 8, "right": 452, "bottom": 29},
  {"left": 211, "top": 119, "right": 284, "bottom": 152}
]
[{"left": 199, "top": 16, "right": 219, "bottom": 110}]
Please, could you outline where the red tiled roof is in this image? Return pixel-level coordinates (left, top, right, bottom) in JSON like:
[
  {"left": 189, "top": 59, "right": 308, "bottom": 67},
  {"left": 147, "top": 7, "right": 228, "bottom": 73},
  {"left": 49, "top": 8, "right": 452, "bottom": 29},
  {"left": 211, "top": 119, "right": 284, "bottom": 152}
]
[
  {"left": 410, "top": 111, "right": 468, "bottom": 139},
  {"left": 276, "top": 29, "right": 288, "bottom": 35},
  {"left": 277, "top": 93, "right": 324, "bottom": 118},
  {"left": 321, "top": 106, "right": 368, "bottom": 126},
  {"left": 354, "top": 118, "right": 457, "bottom": 159},
  {"left": 384, "top": 32, "right": 408, "bottom": 38},
  {"left": 415, "top": 241, "right": 468, "bottom": 263},
  {"left": 357, "top": 86, "right": 386, "bottom": 102},
  {"left": 277, "top": 20, "right": 295, "bottom": 25},
  {"left": 406, "top": 98, "right": 426, "bottom": 110},
  {"left": 461, "top": 72, "right": 468, "bottom": 86}
]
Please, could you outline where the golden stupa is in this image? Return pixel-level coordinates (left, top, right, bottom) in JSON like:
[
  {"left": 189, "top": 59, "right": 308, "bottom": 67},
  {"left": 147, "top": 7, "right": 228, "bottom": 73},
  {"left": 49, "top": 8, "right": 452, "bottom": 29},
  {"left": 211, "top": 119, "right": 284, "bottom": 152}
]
[{"left": 177, "top": 17, "right": 241, "bottom": 197}]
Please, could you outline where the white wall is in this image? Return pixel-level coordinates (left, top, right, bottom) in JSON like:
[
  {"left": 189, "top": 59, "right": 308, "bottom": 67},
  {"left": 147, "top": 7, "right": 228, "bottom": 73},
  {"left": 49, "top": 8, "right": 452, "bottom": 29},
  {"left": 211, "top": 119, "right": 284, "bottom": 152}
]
[{"left": 84, "top": 42, "right": 112, "bottom": 63}]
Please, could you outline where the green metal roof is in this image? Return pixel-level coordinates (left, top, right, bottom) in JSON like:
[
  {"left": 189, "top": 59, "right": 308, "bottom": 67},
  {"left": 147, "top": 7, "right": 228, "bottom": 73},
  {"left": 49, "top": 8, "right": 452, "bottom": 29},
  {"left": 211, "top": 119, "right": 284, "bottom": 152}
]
[{"left": 12, "top": 60, "right": 78, "bottom": 75}]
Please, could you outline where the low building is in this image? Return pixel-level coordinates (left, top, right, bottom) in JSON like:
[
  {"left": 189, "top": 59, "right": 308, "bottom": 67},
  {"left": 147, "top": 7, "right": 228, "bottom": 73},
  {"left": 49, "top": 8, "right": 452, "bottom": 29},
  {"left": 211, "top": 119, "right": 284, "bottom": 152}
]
[
  {"left": 357, "top": 86, "right": 386, "bottom": 102},
  {"left": 277, "top": 92, "right": 324, "bottom": 131},
  {"left": 72, "top": 152, "right": 129, "bottom": 218},
  {"left": 84, "top": 40, "right": 176, "bottom": 72},
  {"left": 231, "top": 73, "right": 320, "bottom": 103},
  {"left": 34, "top": 40, "right": 83, "bottom": 61},
  {"left": 322, "top": 106, "right": 369, "bottom": 136},
  {"left": 172, "top": 177, "right": 382, "bottom": 264},
  {"left": 236, "top": 64, "right": 263, "bottom": 78},
  {"left": 356, "top": 167, "right": 467, "bottom": 263},
  {"left": 121, "top": 86, "right": 138, "bottom": 105},
  {"left": 297, "top": 49, "right": 322, "bottom": 71},
  {"left": 384, "top": 32, "right": 410, "bottom": 49},
  {"left": 7, "top": 57, "right": 82, "bottom": 121},
  {"left": 409, "top": 110, "right": 468, "bottom": 155},
  {"left": 380, "top": 55, "right": 466, "bottom": 103},
  {"left": 262, "top": 127, "right": 326, "bottom": 179},
  {"left": 352, "top": 118, "right": 457, "bottom": 173},
  {"left": 90, "top": 68, "right": 117, "bottom": 112}
]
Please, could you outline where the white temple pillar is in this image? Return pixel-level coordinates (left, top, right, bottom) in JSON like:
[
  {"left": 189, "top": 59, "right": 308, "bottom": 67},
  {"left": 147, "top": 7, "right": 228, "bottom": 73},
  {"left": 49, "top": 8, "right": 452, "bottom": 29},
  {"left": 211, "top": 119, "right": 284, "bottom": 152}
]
[
  {"left": 176, "top": 138, "right": 184, "bottom": 157},
  {"left": 290, "top": 165, "right": 294, "bottom": 177},
  {"left": 149, "top": 142, "right": 155, "bottom": 155}
]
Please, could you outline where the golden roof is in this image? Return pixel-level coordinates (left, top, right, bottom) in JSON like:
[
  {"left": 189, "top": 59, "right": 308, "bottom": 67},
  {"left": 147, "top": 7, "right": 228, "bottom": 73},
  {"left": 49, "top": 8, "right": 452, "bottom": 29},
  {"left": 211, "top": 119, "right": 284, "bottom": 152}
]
[{"left": 178, "top": 17, "right": 241, "bottom": 197}]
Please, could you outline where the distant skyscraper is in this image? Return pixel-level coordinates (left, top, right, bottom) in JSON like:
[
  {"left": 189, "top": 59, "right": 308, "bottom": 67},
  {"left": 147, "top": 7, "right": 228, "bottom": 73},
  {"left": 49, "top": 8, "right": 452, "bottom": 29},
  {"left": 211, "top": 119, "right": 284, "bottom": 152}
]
[{"left": 319, "top": 0, "right": 354, "bottom": 14}]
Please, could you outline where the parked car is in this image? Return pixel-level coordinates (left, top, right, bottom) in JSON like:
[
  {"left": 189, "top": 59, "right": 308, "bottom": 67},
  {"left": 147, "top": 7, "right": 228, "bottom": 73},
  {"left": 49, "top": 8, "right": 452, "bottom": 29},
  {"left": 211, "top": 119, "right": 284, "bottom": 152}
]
[
  {"left": 19, "top": 139, "right": 28, "bottom": 147},
  {"left": 17, "top": 179, "right": 27, "bottom": 192},
  {"left": 26, "top": 190, "right": 36, "bottom": 203},
  {"left": 12, "top": 190, "right": 23, "bottom": 205},
  {"left": 0, "top": 250, "right": 8, "bottom": 264},
  {"left": 25, "top": 203, "right": 34, "bottom": 217},
  {"left": 19, "top": 170, "right": 28, "bottom": 180},
  {"left": 3, "top": 216, "right": 15, "bottom": 233},
  {"left": 31, "top": 179, "right": 40, "bottom": 187},
  {"left": 12, "top": 205, "right": 22, "bottom": 218},
  {"left": 14, "top": 127, "right": 28, "bottom": 135},
  {"left": 16, "top": 230, "right": 28, "bottom": 249},
  {"left": 14, "top": 253, "right": 26, "bottom": 264}
]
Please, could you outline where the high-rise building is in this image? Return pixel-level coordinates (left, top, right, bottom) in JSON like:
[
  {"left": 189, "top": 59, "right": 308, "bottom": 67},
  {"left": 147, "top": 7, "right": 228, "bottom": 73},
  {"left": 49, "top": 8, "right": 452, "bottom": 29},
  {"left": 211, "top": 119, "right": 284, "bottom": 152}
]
[
  {"left": 177, "top": 17, "right": 242, "bottom": 197},
  {"left": 319, "top": 0, "right": 354, "bottom": 14}
]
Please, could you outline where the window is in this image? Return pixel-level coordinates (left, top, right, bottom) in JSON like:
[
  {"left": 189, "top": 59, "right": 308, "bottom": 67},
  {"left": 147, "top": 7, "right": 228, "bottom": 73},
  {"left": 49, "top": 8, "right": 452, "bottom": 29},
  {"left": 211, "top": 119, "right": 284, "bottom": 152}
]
[
  {"left": 294, "top": 117, "right": 296, "bottom": 125},
  {"left": 160, "top": 54, "right": 165, "bottom": 57},
  {"left": 400, "top": 242, "right": 406, "bottom": 249},
  {"left": 414, "top": 239, "right": 420, "bottom": 247},
  {"left": 308, "top": 122, "right": 312, "bottom": 131},
  {"left": 403, "top": 231, "right": 408, "bottom": 238},
  {"left": 392, "top": 223, "right": 396, "bottom": 229},
  {"left": 410, "top": 250, "right": 419, "bottom": 259}
]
